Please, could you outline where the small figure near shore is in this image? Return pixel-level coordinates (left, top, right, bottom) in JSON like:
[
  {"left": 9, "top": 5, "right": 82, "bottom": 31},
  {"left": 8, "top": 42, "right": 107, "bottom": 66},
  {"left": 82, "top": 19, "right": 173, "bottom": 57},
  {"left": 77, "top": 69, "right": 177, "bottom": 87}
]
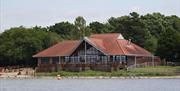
[
  {"left": 17, "top": 71, "right": 21, "bottom": 75},
  {"left": 57, "top": 74, "right": 62, "bottom": 80}
]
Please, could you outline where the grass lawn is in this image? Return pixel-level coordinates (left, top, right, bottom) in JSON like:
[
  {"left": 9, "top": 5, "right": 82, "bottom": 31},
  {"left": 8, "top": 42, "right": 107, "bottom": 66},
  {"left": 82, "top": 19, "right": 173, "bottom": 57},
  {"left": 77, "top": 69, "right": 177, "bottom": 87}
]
[{"left": 36, "top": 66, "right": 180, "bottom": 77}]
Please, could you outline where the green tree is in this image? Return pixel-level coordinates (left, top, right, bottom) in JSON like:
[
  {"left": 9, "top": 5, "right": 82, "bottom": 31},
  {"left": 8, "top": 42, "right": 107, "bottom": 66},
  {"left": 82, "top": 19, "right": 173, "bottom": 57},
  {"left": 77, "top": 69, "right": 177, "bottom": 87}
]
[
  {"left": 49, "top": 22, "right": 77, "bottom": 40},
  {"left": 156, "top": 27, "right": 180, "bottom": 62},
  {"left": 144, "top": 34, "right": 158, "bottom": 54},
  {"left": 0, "top": 26, "right": 61, "bottom": 66},
  {"left": 89, "top": 21, "right": 109, "bottom": 33},
  {"left": 141, "top": 13, "right": 166, "bottom": 38},
  {"left": 74, "top": 16, "right": 87, "bottom": 38},
  {"left": 164, "top": 15, "right": 180, "bottom": 33}
]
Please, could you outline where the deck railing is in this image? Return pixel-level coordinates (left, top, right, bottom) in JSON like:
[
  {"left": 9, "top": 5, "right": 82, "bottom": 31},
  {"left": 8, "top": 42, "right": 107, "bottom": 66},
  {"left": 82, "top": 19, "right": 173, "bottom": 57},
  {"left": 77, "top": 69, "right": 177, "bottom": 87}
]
[{"left": 127, "top": 62, "right": 161, "bottom": 70}]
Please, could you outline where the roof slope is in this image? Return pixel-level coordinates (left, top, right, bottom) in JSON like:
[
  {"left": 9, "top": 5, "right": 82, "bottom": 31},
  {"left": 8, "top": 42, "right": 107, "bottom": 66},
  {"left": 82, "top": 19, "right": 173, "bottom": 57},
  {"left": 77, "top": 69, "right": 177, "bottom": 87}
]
[
  {"left": 33, "top": 40, "right": 80, "bottom": 57},
  {"left": 88, "top": 33, "right": 152, "bottom": 56},
  {"left": 116, "top": 40, "right": 152, "bottom": 56},
  {"left": 33, "top": 33, "right": 152, "bottom": 57}
]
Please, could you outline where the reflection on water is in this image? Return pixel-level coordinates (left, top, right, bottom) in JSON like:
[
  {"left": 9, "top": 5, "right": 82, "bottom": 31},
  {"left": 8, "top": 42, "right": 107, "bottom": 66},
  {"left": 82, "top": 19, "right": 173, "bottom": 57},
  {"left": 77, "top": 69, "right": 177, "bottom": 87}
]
[{"left": 0, "top": 78, "right": 180, "bottom": 91}]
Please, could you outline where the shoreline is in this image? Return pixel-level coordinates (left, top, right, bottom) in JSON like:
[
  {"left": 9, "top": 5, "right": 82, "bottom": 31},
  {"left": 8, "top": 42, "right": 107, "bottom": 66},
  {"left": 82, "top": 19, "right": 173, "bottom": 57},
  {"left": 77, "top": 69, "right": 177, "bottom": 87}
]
[
  {"left": 1, "top": 75, "right": 180, "bottom": 79},
  {"left": 1, "top": 66, "right": 180, "bottom": 79}
]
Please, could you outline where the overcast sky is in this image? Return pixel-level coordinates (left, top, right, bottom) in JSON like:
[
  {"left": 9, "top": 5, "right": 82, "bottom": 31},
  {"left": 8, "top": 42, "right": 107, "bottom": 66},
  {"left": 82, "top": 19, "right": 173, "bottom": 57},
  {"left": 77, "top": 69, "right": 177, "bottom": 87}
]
[{"left": 0, "top": 0, "right": 180, "bottom": 32}]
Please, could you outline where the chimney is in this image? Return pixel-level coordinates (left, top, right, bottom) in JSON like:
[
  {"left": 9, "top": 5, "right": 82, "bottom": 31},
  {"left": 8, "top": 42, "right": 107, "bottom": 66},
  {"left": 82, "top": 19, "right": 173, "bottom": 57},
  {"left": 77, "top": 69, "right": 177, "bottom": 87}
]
[{"left": 128, "top": 39, "right": 131, "bottom": 45}]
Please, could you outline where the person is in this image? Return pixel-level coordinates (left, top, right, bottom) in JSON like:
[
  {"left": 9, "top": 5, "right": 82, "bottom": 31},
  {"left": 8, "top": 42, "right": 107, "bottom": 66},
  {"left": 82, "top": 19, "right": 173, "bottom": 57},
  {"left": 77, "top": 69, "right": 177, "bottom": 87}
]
[
  {"left": 25, "top": 70, "right": 28, "bottom": 75},
  {"left": 17, "top": 71, "right": 21, "bottom": 75},
  {"left": 57, "top": 74, "right": 62, "bottom": 80}
]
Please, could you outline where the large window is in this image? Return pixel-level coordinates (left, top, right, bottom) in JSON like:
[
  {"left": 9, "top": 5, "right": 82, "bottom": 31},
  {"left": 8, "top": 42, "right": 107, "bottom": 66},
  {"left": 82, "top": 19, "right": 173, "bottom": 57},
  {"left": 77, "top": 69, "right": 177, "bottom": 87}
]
[
  {"left": 65, "top": 56, "right": 70, "bottom": 62},
  {"left": 74, "top": 56, "right": 80, "bottom": 62},
  {"left": 121, "top": 56, "right": 126, "bottom": 62},
  {"left": 65, "top": 56, "right": 80, "bottom": 63},
  {"left": 101, "top": 56, "right": 108, "bottom": 63},
  {"left": 112, "top": 55, "right": 126, "bottom": 63},
  {"left": 116, "top": 56, "right": 121, "bottom": 61}
]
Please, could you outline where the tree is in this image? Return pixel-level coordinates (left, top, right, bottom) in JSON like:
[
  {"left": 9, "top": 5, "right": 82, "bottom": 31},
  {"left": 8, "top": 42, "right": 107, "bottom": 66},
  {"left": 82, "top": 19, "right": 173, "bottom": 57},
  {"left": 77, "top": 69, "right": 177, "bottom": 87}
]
[
  {"left": 164, "top": 15, "right": 180, "bottom": 33},
  {"left": 0, "top": 26, "right": 61, "bottom": 66},
  {"left": 156, "top": 27, "right": 180, "bottom": 62},
  {"left": 74, "top": 16, "right": 87, "bottom": 38},
  {"left": 49, "top": 22, "right": 77, "bottom": 40},
  {"left": 89, "top": 21, "right": 109, "bottom": 33},
  {"left": 144, "top": 34, "right": 158, "bottom": 54},
  {"left": 141, "top": 13, "right": 166, "bottom": 38}
]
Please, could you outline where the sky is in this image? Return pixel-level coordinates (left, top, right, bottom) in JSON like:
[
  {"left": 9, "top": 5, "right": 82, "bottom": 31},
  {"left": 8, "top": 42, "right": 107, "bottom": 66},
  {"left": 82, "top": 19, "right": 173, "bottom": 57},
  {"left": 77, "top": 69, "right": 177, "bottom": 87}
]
[{"left": 0, "top": 0, "right": 180, "bottom": 32}]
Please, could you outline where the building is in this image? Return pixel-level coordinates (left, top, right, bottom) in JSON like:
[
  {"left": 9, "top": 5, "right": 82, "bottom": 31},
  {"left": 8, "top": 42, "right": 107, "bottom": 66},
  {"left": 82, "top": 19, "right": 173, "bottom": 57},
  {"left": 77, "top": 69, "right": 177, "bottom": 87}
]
[{"left": 33, "top": 33, "right": 161, "bottom": 72}]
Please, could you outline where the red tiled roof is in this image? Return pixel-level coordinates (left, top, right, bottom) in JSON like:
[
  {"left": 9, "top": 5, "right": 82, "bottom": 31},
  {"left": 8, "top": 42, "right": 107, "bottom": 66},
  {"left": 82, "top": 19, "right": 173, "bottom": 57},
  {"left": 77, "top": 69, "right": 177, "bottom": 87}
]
[
  {"left": 33, "top": 40, "right": 80, "bottom": 57},
  {"left": 33, "top": 33, "right": 152, "bottom": 57},
  {"left": 88, "top": 33, "right": 152, "bottom": 56},
  {"left": 116, "top": 40, "right": 152, "bottom": 56}
]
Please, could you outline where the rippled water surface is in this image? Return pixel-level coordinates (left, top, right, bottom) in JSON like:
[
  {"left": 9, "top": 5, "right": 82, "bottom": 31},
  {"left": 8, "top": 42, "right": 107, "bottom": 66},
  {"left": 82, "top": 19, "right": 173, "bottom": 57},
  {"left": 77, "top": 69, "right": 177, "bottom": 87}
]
[{"left": 0, "top": 78, "right": 180, "bottom": 91}]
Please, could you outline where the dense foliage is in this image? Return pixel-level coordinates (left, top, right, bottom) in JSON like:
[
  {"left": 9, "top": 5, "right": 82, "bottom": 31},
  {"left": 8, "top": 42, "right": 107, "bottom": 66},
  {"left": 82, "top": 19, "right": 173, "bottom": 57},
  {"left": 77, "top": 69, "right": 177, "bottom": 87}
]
[
  {"left": 0, "top": 26, "right": 61, "bottom": 66},
  {"left": 0, "top": 12, "right": 180, "bottom": 66}
]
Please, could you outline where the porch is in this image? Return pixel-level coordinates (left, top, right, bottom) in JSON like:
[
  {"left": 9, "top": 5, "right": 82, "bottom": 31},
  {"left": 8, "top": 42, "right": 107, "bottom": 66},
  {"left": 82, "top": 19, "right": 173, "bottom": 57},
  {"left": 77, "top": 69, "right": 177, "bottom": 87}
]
[{"left": 36, "top": 55, "right": 160, "bottom": 72}]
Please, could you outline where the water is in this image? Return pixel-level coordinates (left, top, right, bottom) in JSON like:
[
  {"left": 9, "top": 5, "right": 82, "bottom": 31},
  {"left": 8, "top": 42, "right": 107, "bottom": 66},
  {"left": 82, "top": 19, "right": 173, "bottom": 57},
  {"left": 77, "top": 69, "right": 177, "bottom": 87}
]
[{"left": 0, "top": 78, "right": 180, "bottom": 91}]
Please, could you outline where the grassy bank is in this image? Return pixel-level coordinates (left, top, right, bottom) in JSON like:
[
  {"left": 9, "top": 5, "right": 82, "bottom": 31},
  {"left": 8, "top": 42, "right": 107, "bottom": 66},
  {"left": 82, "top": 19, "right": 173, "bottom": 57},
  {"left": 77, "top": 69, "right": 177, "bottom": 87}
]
[{"left": 36, "top": 66, "right": 180, "bottom": 77}]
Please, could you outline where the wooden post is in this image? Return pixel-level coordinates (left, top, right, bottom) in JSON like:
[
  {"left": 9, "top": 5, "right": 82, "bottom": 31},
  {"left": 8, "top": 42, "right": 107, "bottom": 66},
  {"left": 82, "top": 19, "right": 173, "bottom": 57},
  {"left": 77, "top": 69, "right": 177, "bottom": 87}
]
[
  {"left": 38, "top": 58, "right": 41, "bottom": 66},
  {"left": 135, "top": 56, "right": 137, "bottom": 68},
  {"left": 85, "top": 41, "right": 87, "bottom": 64},
  {"left": 106, "top": 55, "right": 110, "bottom": 64},
  {"left": 113, "top": 56, "right": 115, "bottom": 63},
  {"left": 152, "top": 56, "right": 154, "bottom": 67},
  {"left": 49, "top": 57, "right": 53, "bottom": 64},
  {"left": 108, "top": 56, "right": 110, "bottom": 64},
  {"left": 58, "top": 56, "right": 61, "bottom": 71},
  {"left": 120, "top": 55, "right": 122, "bottom": 64},
  {"left": 58, "top": 56, "right": 60, "bottom": 64}
]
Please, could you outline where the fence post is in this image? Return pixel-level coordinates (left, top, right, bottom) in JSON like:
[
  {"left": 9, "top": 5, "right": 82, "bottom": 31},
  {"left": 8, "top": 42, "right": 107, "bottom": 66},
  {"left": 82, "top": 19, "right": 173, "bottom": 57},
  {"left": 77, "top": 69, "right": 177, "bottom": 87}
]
[
  {"left": 152, "top": 56, "right": 154, "bottom": 67},
  {"left": 135, "top": 56, "right": 137, "bottom": 68}
]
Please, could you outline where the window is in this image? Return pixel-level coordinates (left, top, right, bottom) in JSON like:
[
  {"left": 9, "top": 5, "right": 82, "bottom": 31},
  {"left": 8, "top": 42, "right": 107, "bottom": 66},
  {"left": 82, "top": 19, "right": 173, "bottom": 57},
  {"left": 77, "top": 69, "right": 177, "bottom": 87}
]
[
  {"left": 101, "top": 56, "right": 108, "bottom": 63},
  {"left": 52, "top": 57, "right": 59, "bottom": 64},
  {"left": 121, "top": 56, "right": 126, "bottom": 62},
  {"left": 115, "top": 56, "right": 121, "bottom": 61},
  {"left": 112, "top": 56, "right": 115, "bottom": 62},
  {"left": 65, "top": 56, "right": 70, "bottom": 62},
  {"left": 41, "top": 57, "right": 49, "bottom": 64},
  {"left": 74, "top": 56, "right": 80, "bottom": 63}
]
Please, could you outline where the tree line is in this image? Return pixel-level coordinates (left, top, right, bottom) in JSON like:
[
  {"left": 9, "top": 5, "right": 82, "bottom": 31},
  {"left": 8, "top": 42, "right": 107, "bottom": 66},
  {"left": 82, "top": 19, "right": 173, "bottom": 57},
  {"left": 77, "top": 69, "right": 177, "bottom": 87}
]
[{"left": 0, "top": 12, "right": 180, "bottom": 66}]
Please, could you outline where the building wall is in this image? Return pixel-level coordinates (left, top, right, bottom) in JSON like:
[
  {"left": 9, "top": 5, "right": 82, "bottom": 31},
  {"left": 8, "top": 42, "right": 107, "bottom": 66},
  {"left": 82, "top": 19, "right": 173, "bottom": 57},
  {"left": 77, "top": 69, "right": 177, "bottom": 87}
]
[{"left": 36, "top": 57, "right": 60, "bottom": 72}]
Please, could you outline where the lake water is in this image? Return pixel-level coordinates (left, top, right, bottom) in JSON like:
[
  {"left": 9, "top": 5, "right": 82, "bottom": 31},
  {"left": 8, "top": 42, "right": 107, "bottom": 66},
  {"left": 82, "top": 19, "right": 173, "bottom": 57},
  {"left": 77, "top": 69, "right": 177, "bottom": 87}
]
[{"left": 0, "top": 78, "right": 180, "bottom": 91}]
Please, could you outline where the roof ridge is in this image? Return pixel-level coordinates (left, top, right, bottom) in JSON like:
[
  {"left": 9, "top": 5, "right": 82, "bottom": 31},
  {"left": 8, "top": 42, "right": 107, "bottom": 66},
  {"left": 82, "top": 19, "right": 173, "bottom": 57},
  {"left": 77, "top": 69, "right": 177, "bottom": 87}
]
[{"left": 116, "top": 40, "right": 126, "bottom": 55}]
